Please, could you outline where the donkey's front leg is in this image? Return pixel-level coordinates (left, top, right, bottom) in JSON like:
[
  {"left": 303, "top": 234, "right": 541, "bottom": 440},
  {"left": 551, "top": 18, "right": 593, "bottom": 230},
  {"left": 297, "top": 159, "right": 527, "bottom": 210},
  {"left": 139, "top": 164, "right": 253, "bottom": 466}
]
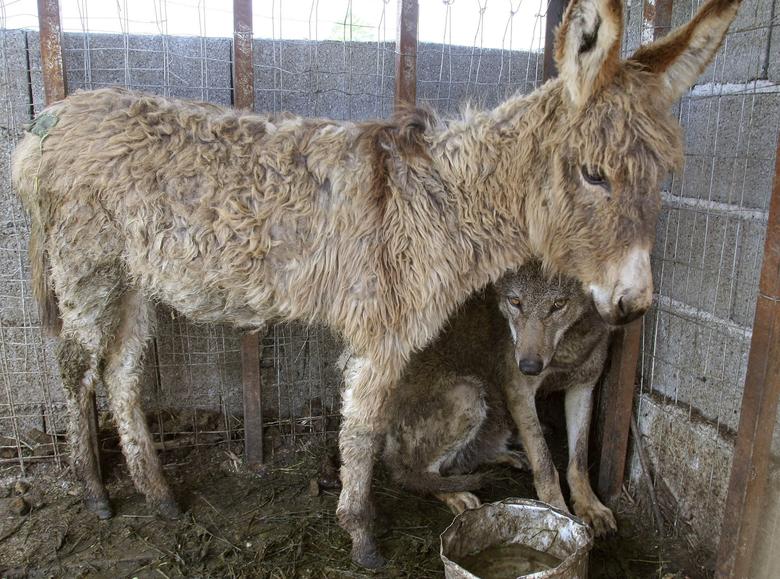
[
  {"left": 505, "top": 378, "right": 567, "bottom": 510},
  {"left": 564, "top": 383, "right": 616, "bottom": 536},
  {"left": 336, "top": 355, "right": 396, "bottom": 568}
]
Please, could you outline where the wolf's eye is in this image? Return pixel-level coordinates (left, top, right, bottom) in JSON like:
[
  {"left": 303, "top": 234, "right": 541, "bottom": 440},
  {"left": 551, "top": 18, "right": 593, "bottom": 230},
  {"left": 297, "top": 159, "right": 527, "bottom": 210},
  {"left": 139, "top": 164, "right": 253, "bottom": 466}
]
[
  {"left": 509, "top": 297, "right": 523, "bottom": 311},
  {"left": 551, "top": 299, "right": 567, "bottom": 312},
  {"left": 580, "top": 165, "right": 610, "bottom": 191}
]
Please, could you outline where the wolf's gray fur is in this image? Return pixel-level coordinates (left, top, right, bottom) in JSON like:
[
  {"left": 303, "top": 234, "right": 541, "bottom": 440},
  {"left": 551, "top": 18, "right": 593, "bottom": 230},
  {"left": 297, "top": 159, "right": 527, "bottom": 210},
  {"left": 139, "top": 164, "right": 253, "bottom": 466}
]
[{"left": 382, "top": 263, "right": 616, "bottom": 535}]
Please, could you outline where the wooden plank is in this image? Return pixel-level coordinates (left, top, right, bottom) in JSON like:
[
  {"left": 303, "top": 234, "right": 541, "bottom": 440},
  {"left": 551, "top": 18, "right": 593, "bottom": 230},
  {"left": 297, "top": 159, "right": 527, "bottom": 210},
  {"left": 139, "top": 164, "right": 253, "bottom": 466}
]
[
  {"left": 542, "top": 0, "right": 569, "bottom": 81},
  {"left": 394, "top": 0, "right": 418, "bottom": 108},
  {"left": 232, "top": 0, "right": 254, "bottom": 111},
  {"left": 715, "top": 136, "right": 780, "bottom": 579},
  {"left": 596, "top": 0, "right": 674, "bottom": 504},
  {"left": 597, "top": 319, "right": 643, "bottom": 502},
  {"left": 232, "top": 0, "right": 264, "bottom": 467},
  {"left": 37, "top": 0, "right": 67, "bottom": 103},
  {"left": 241, "top": 333, "right": 264, "bottom": 467}
]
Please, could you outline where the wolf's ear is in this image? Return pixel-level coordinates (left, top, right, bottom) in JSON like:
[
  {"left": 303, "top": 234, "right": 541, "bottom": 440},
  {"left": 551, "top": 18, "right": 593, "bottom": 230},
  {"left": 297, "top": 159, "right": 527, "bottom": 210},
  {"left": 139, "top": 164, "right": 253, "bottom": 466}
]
[
  {"left": 554, "top": 0, "right": 624, "bottom": 107},
  {"left": 629, "top": 0, "right": 741, "bottom": 103}
]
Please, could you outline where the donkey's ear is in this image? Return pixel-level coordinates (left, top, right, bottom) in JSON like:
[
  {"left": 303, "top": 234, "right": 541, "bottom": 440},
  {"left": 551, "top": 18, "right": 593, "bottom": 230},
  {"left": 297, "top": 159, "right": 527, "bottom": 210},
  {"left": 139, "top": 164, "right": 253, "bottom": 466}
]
[
  {"left": 629, "top": 0, "right": 741, "bottom": 103},
  {"left": 554, "top": 0, "right": 623, "bottom": 107}
]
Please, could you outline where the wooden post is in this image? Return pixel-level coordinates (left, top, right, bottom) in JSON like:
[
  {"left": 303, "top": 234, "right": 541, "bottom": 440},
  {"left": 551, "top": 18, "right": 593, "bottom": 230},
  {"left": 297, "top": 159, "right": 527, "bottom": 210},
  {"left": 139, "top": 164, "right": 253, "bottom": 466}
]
[
  {"left": 232, "top": 0, "right": 264, "bottom": 468},
  {"left": 395, "top": 0, "right": 418, "bottom": 108},
  {"left": 597, "top": 320, "right": 643, "bottom": 502},
  {"left": 715, "top": 137, "right": 780, "bottom": 579},
  {"left": 596, "top": 0, "right": 674, "bottom": 504},
  {"left": 542, "top": 0, "right": 569, "bottom": 81}
]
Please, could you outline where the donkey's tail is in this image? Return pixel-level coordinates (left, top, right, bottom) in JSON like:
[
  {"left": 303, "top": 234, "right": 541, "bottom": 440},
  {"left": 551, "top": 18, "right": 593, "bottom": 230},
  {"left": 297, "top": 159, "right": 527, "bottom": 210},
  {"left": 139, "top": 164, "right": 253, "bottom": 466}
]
[
  {"left": 28, "top": 218, "right": 61, "bottom": 336},
  {"left": 11, "top": 129, "right": 62, "bottom": 336},
  {"left": 393, "top": 469, "right": 483, "bottom": 495}
]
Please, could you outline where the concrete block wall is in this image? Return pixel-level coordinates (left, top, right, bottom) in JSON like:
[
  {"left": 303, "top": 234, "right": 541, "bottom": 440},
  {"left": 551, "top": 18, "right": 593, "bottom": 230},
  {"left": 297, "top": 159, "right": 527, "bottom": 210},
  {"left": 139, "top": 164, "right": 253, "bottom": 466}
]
[
  {"left": 626, "top": 0, "right": 780, "bottom": 557},
  {"left": 0, "top": 28, "right": 540, "bottom": 452}
]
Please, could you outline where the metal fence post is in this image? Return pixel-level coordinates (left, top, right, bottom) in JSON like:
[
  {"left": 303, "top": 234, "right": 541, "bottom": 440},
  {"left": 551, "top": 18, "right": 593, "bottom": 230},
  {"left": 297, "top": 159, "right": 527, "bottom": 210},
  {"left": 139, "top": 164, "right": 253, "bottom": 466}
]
[
  {"left": 36, "top": 0, "right": 104, "bottom": 477},
  {"left": 395, "top": 0, "right": 418, "bottom": 108},
  {"left": 232, "top": 0, "right": 264, "bottom": 469}
]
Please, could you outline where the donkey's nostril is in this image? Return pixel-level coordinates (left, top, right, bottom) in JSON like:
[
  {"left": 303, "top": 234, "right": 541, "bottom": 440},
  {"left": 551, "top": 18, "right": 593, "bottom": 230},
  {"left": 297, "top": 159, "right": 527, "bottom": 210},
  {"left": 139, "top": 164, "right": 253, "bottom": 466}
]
[
  {"left": 518, "top": 358, "right": 543, "bottom": 376},
  {"left": 617, "top": 295, "right": 627, "bottom": 317}
]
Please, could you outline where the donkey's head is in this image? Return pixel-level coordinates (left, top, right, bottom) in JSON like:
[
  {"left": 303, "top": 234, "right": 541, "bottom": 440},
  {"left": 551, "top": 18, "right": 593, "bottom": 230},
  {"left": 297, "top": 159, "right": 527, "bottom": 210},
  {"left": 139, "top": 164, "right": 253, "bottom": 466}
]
[{"left": 538, "top": 0, "right": 740, "bottom": 325}]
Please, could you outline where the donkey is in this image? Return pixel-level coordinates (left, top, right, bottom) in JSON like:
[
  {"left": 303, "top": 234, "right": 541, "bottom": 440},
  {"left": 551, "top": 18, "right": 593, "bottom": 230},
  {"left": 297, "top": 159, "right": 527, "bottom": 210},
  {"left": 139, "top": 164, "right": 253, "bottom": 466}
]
[
  {"left": 12, "top": 0, "right": 740, "bottom": 567},
  {"left": 380, "top": 264, "right": 614, "bottom": 536}
]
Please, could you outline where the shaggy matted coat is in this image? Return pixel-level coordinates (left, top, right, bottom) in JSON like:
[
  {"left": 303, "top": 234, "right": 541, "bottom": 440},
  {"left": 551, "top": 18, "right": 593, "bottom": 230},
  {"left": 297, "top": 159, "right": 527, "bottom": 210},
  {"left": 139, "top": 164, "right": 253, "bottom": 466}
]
[{"left": 12, "top": 0, "right": 741, "bottom": 567}]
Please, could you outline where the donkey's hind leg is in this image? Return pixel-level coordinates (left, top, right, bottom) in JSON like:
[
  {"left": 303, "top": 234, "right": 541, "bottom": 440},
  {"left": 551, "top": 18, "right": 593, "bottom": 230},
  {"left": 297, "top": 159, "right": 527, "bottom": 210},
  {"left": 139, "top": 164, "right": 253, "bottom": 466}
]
[
  {"left": 57, "top": 334, "right": 111, "bottom": 518},
  {"left": 103, "top": 290, "right": 180, "bottom": 519}
]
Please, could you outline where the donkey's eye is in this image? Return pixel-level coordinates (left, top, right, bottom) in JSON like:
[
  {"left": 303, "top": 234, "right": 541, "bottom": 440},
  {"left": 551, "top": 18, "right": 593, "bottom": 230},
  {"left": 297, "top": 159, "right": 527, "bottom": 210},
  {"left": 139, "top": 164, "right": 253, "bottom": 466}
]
[
  {"left": 509, "top": 297, "right": 523, "bottom": 310},
  {"left": 580, "top": 165, "right": 610, "bottom": 190},
  {"left": 551, "top": 299, "right": 568, "bottom": 312}
]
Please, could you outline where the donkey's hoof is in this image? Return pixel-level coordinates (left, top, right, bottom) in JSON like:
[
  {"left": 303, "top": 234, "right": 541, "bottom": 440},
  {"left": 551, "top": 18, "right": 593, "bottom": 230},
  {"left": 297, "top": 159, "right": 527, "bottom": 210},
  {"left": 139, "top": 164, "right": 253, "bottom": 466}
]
[
  {"left": 85, "top": 497, "right": 113, "bottom": 520},
  {"left": 156, "top": 498, "right": 182, "bottom": 520},
  {"left": 351, "top": 544, "right": 386, "bottom": 569}
]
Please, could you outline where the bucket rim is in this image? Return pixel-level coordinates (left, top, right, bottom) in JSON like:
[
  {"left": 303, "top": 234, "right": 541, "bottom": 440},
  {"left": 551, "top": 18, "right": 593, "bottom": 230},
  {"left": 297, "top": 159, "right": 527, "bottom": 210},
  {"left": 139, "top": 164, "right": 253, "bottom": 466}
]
[{"left": 439, "top": 498, "right": 595, "bottom": 578}]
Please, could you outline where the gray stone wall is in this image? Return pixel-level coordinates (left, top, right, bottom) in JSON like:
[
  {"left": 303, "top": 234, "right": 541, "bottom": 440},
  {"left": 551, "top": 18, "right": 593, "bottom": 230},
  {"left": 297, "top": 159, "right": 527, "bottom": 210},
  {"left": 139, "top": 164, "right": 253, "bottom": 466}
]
[{"left": 623, "top": 0, "right": 780, "bottom": 557}]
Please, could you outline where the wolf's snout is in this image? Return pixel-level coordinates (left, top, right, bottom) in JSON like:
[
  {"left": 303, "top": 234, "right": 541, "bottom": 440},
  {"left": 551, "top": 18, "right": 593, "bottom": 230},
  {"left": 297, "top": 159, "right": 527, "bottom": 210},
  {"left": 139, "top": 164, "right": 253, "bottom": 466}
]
[{"left": 518, "top": 357, "right": 544, "bottom": 376}]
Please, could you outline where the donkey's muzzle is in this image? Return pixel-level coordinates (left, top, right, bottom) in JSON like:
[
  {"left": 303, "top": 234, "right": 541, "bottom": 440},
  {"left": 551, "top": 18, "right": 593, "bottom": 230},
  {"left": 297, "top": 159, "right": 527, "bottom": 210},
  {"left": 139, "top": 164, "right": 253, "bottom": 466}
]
[
  {"left": 591, "top": 247, "right": 653, "bottom": 326},
  {"left": 594, "top": 291, "right": 650, "bottom": 326}
]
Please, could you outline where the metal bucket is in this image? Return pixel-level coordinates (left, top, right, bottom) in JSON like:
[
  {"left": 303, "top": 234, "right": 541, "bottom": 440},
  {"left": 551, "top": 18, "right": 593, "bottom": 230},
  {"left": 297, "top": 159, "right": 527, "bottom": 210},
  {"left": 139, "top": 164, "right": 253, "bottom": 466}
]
[{"left": 440, "top": 499, "right": 594, "bottom": 579}]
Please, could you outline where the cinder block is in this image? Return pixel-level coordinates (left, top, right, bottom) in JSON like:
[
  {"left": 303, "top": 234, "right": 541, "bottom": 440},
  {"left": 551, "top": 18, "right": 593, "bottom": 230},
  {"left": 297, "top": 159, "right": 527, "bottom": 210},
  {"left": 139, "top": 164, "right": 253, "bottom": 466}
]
[
  {"left": 630, "top": 394, "right": 736, "bottom": 552},
  {"left": 621, "top": 0, "right": 648, "bottom": 56},
  {"left": 652, "top": 202, "right": 766, "bottom": 330},
  {"left": 769, "top": 17, "right": 780, "bottom": 82},
  {"left": 55, "top": 33, "right": 231, "bottom": 105},
  {"left": 671, "top": 0, "right": 772, "bottom": 84},
  {"left": 417, "top": 42, "right": 540, "bottom": 115},
  {"left": 0, "top": 31, "right": 33, "bottom": 129},
  {"left": 674, "top": 91, "right": 780, "bottom": 212}
]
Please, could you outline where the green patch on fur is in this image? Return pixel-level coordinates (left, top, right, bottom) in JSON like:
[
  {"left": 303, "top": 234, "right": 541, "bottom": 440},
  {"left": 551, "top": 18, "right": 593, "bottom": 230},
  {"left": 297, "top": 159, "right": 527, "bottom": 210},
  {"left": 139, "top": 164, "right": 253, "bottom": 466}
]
[{"left": 28, "top": 111, "right": 58, "bottom": 138}]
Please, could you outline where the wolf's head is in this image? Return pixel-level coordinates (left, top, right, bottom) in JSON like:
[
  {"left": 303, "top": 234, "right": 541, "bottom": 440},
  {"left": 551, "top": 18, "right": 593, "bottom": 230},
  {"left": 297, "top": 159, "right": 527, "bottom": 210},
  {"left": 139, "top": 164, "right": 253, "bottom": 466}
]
[{"left": 496, "top": 263, "right": 595, "bottom": 376}]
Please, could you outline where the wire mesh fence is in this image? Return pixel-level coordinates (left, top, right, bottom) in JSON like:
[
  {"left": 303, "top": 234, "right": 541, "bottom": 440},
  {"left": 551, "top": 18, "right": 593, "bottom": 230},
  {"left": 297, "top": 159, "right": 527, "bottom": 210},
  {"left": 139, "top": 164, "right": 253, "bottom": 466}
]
[
  {"left": 620, "top": 0, "right": 780, "bottom": 556},
  {"left": 3, "top": 1, "right": 777, "bottom": 568},
  {"left": 0, "top": 0, "right": 548, "bottom": 472}
]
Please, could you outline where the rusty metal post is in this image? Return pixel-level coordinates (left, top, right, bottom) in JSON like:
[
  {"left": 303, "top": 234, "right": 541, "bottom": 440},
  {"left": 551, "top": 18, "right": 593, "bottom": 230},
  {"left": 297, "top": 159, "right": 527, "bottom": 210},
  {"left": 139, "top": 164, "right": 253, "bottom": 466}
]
[
  {"left": 542, "top": 0, "right": 569, "bottom": 81},
  {"left": 596, "top": 0, "right": 674, "bottom": 504},
  {"left": 37, "top": 0, "right": 67, "bottom": 103},
  {"left": 715, "top": 136, "right": 780, "bottom": 579},
  {"left": 395, "top": 0, "right": 418, "bottom": 108},
  {"left": 232, "top": 0, "right": 254, "bottom": 111},
  {"left": 38, "top": 0, "right": 101, "bottom": 475},
  {"left": 232, "top": 0, "right": 264, "bottom": 468},
  {"left": 240, "top": 332, "right": 263, "bottom": 467}
]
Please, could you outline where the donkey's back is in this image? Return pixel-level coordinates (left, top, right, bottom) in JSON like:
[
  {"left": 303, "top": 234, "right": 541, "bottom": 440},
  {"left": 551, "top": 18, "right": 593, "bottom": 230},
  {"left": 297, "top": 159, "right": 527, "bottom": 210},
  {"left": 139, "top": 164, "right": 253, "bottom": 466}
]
[{"left": 13, "top": 88, "right": 390, "bottom": 329}]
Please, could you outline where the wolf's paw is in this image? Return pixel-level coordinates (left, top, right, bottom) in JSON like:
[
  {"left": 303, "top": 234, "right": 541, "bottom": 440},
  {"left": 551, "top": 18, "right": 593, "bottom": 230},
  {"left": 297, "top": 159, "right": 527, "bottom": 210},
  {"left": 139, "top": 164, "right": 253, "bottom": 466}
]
[
  {"left": 437, "top": 491, "right": 482, "bottom": 515},
  {"left": 574, "top": 499, "right": 617, "bottom": 536}
]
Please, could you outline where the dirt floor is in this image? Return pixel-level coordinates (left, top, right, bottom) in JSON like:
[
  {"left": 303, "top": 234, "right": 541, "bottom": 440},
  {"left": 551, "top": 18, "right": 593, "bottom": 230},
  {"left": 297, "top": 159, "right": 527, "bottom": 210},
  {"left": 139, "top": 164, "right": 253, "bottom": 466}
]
[{"left": 0, "top": 431, "right": 712, "bottom": 578}]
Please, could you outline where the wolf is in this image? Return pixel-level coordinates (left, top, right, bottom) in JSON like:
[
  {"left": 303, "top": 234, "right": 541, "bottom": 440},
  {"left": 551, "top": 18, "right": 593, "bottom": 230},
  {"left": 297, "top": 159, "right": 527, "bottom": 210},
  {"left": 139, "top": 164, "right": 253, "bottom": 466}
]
[{"left": 380, "top": 264, "right": 615, "bottom": 535}]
